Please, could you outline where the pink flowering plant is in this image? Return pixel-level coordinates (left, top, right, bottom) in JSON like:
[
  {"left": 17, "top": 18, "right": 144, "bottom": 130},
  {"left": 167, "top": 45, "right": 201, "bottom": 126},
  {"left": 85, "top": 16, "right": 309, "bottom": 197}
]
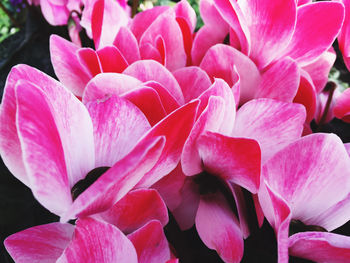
[{"left": 2, "top": 0, "right": 350, "bottom": 262}]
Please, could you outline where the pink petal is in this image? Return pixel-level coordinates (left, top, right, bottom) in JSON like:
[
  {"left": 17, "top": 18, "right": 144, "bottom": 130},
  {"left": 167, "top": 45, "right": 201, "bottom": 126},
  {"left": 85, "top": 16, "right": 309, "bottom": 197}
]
[
  {"left": 302, "top": 48, "right": 336, "bottom": 93},
  {"left": 128, "top": 220, "right": 171, "bottom": 263},
  {"left": 57, "top": 218, "right": 137, "bottom": 263},
  {"left": 135, "top": 100, "right": 199, "bottom": 188},
  {"left": 293, "top": 70, "right": 317, "bottom": 122},
  {"left": 82, "top": 73, "right": 142, "bottom": 104},
  {"left": 121, "top": 87, "right": 167, "bottom": 126},
  {"left": 77, "top": 48, "right": 102, "bottom": 77},
  {"left": 172, "top": 178, "right": 200, "bottom": 230},
  {"left": 61, "top": 136, "right": 165, "bottom": 222},
  {"left": 200, "top": 44, "right": 261, "bottom": 104},
  {"left": 334, "top": 88, "right": 350, "bottom": 122},
  {"left": 191, "top": 25, "right": 228, "bottom": 66},
  {"left": 87, "top": 96, "right": 150, "bottom": 167},
  {"left": 16, "top": 76, "right": 95, "bottom": 215},
  {"left": 262, "top": 133, "right": 350, "bottom": 229},
  {"left": 5, "top": 223, "right": 74, "bottom": 263},
  {"left": 98, "top": 189, "right": 168, "bottom": 234},
  {"left": 200, "top": 0, "right": 228, "bottom": 28},
  {"left": 96, "top": 46, "right": 128, "bottom": 73},
  {"left": 195, "top": 192, "right": 244, "bottom": 263},
  {"left": 174, "top": 0, "right": 197, "bottom": 33},
  {"left": 197, "top": 132, "right": 261, "bottom": 193},
  {"left": 256, "top": 57, "right": 299, "bottom": 102},
  {"left": 284, "top": 2, "right": 344, "bottom": 65},
  {"left": 139, "top": 42, "right": 163, "bottom": 64},
  {"left": 176, "top": 17, "right": 193, "bottom": 65},
  {"left": 50, "top": 35, "right": 91, "bottom": 97},
  {"left": 91, "top": 0, "right": 130, "bottom": 49},
  {"left": 152, "top": 164, "right": 187, "bottom": 211},
  {"left": 113, "top": 27, "right": 141, "bottom": 64},
  {"left": 123, "top": 60, "right": 184, "bottom": 105},
  {"left": 239, "top": 0, "right": 296, "bottom": 69},
  {"left": 130, "top": 6, "right": 170, "bottom": 41},
  {"left": 40, "top": 0, "right": 69, "bottom": 26},
  {"left": 173, "top": 66, "right": 212, "bottom": 103},
  {"left": 139, "top": 11, "right": 187, "bottom": 71},
  {"left": 289, "top": 232, "right": 350, "bottom": 263},
  {"left": 233, "top": 99, "right": 306, "bottom": 164}
]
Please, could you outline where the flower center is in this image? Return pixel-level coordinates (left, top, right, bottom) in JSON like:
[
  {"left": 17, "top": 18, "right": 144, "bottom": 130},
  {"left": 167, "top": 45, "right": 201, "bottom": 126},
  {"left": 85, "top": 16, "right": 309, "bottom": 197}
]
[{"left": 71, "top": 166, "right": 110, "bottom": 201}]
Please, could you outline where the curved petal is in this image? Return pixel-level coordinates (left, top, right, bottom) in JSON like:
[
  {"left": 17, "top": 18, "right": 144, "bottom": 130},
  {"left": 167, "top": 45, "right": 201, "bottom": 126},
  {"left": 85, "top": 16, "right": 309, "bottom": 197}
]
[
  {"left": 173, "top": 66, "right": 212, "bottom": 103},
  {"left": 174, "top": 0, "right": 196, "bottom": 33},
  {"left": 50, "top": 35, "right": 91, "bottom": 97},
  {"left": 200, "top": 44, "right": 261, "bottom": 104},
  {"left": 233, "top": 99, "right": 306, "bottom": 164},
  {"left": 262, "top": 133, "right": 350, "bottom": 229},
  {"left": 82, "top": 73, "right": 142, "bottom": 104},
  {"left": 195, "top": 192, "right": 244, "bottom": 263},
  {"left": 57, "top": 218, "right": 137, "bottom": 263},
  {"left": 87, "top": 96, "right": 150, "bottom": 167},
  {"left": 5, "top": 223, "right": 74, "bottom": 263},
  {"left": 198, "top": 132, "right": 261, "bottom": 193},
  {"left": 96, "top": 46, "right": 128, "bottom": 73},
  {"left": 40, "top": 0, "right": 69, "bottom": 26},
  {"left": 289, "top": 232, "right": 350, "bottom": 263},
  {"left": 113, "top": 27, "right": 141, "bottom": 64},
  {"left": 256, "top": 57, "right": 299, "bottom": 102},
  {"left": 123, "top": 60, "right": 184, "bottom": 105},
  {"left": 77, "top": 48, "right": 102, "bottom": 77},
  {"left": 128, "top": 220, "right": 171, "bottom": 263},
  {"left": 284, "top": 2, "right": 344, "bottom": 65},
  {"left": 61, "top": 136, "right": 165, "bottom": 222},
  {"left": 98, "top": 189, "right": 168, "bottom": 234},
  {"left": 334, "top": 88, "right": 350, "bottom": 122}
]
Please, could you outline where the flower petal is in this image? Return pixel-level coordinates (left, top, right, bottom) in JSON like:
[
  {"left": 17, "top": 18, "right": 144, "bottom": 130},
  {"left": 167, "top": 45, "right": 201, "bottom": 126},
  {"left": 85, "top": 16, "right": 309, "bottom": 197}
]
[
  {"left": 57, "top": 218, "right": 137, "bottom": 263},
  {"left": 77, "top": 48, "right": 102, "bottom": 77},
  {"left": 233, "top": 99, "right": 306, "bottom": 163},
  {"left": 289, "top": 232, "right": 350, "bottom": 263},
  {"left": 50, "top": 35, "right": 91, "bottom": 97},
  {"left": 113, "top": 27, "right": 141, "bottom": 64},
  {"left": 334, "top": 88, "right": 350, "bottom": 122},
  {"left": 284, "top": 2, "right": 344, "bottom": 65},
  {"left": 128, "top": 220, "right": 171, "bottom": 263},
  {"left": 5, "top": 223, "right": 74, "bottom": 263},
  {"left": 96, "top": 46, "right": 128, "bottom": 73},
  {"left": 195, "top": 192, "right": 244, "bottom": 263},
  {"left": 87, "top": 96, "right": 150, "bottom": 167},
  {"left": 98, "top": 189, "right": 168, "bottom": 234}
]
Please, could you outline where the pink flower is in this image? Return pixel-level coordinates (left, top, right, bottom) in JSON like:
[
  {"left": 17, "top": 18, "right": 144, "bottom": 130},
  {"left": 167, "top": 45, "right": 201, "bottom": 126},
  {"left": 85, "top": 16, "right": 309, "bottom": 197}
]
[
  {"left": 0, "top": 64, "right": 198, "bottom": 222},
  {"left": 5, "top": 189, "right": 175, "bottom": 263},
  {"left": 258, "top": 133, "right": 350, "bottom": 262},
  {"left": 338, "top": 0, "right": 350, "bottom": 71}
]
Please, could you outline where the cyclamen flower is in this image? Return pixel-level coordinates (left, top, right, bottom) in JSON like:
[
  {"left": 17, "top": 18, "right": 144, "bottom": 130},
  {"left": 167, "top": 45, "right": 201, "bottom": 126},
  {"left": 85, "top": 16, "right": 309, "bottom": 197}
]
[
  {"left": 5, "top": 189, "right": 175, "bottom": 263},
  {"left": 258, "top": 133, "right": 350, "bottom": 262},
  {"left": 0, "top": 64, "right": 198, "bottom": 222}
]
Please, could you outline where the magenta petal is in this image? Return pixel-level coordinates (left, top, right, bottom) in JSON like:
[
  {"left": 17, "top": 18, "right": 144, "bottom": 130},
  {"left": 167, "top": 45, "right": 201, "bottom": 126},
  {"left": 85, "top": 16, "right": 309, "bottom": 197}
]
[
  {"left": 16, "top": 78, "right": 95, "bottom": 215},
  {"left": 61, "top": 136, "right": 165, "bottom": 222},
  {"left": 195, "top": 193, "right": 244, "bottom": 263},
  {"left": 77, "top": 48, "right": 102, "bottom": 77},
  {"left": 123, "top": 60, "right": 184, "bottom": 104},
  {"left": 173, "top": 66, "right": 212, "bottom": 103},
  {"left": 130, "top": 6, "right": 170, "bottom": 41},
  {"left": 263, "top": 133, "right": 350, "bottom": 228},
  {"left": 200, "top": 44, "right": 261, "bottom": 104},
  {"left": 334, "top": 88, "right": 350, "bottom": 122},
  {"left": 57, "top": 218, "right": 137, "bottom": 263},
  {"left": 233, "top": 99, "right": 306, "bottom": 164},
  {"left": 128, "top": 220, "right": 171, "bottom": 263},
  {"left": 285, "top": 2, "right": 344, "bottom": 65},
  {"left": 121, "top": 87, "right": 167, "bottom": 126},
  {"left": 40, "top": 0, "right": 69, "bottom": 26},
  {"left": 82, "top": 73, "right": 142, "bottom": 103},
  {"left": 174, "top": 0, "right": 197, "bottom": 33},
  {"left": 256, "top": 57, "right": 299, "bottom": 102},
  {"left": 289, "top": 232, "right": 350, "bottom": 263},
  {"left": 50, "top": 35, "right": 91, "bottom": 97},
  {"left": 239, "top": 0, "right": 296, "bottom": 69},
  {"left": 139, "top": 11, "right": 187, "bottom": 71},
  {"left": 113, "top": 27, "right": 141, "bottom": 64},
  {"left": 96, "top": 46, "right": 128, "bottom": 73},
  {"left": 98, "top": 189, "right": 168, "bottom": 234},
  {"left": 5, "top": 223, "right": 74, "bottom": 263},
  {"left": 135, "top": 100, "right": 199, "bottom": 188},
  {"left": 198, "top": 132, "right": 261, "bottom": 193},
  {"left": 87, "top": 96, "right": 150, "bottom": 167}
]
